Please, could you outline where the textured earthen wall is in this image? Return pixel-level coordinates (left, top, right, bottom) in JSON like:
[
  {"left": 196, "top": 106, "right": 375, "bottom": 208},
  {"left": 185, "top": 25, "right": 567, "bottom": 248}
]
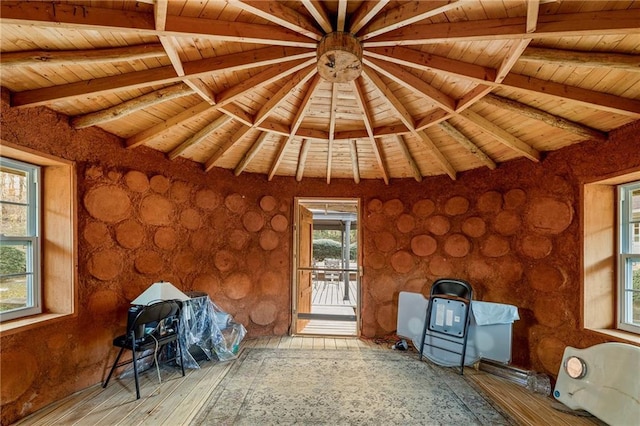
[{"left": 1, "top": 88, "right": 639, "bottom": 424}]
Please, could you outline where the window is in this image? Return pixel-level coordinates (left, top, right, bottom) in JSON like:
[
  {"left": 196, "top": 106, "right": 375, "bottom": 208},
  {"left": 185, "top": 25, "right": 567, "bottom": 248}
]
[
  {"left": 0, "top": 157, "right": 41, "bottom": 321},
  {"left": 0, "top": 143, "right": 76, "bottom": 335},
  {"left": 618, "top": 181, "right": 640, "bottom": 334}
]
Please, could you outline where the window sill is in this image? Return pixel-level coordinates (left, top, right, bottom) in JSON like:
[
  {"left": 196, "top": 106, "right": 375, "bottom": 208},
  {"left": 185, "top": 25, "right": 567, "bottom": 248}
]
[
  {"left": 0, "top": 312, "right": 74, "bottom": 337},
  {"left": 587, "top": 328, "right": 640, "bottom": 345}
]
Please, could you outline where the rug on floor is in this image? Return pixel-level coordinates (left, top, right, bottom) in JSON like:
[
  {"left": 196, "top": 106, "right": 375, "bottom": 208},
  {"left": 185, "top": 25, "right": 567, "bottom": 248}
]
[{"left": 192, "top": 347, "right": 513, "bottom": 425}]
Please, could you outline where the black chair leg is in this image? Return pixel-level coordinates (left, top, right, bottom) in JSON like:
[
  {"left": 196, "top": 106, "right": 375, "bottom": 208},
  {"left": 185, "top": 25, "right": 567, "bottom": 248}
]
[
  {"left": 132, "top": 343, "right": 141, "bottom": 400},
  {"left": 103, "top": 347, "right": 125, "bottom": 388}
]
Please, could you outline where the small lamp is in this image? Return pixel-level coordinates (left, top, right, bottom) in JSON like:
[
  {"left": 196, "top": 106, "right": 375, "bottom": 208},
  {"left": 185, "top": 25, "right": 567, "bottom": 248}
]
[{"left": 130, "top": 281, "right": 190, "bottom": 305}]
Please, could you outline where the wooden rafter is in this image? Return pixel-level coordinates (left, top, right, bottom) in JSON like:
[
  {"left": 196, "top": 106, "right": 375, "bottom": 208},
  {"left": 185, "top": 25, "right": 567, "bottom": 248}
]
[
  {"left": 228, "top": 1, "right": 322, "bottom": 41},
  {"left": 480, "top": 94, "right": 607, "bottom": 142},
  {"left": 0, "top": 44, "right": 165, "bottom": 68},
  {"left": 268, "top": 74, "right": 322, "bottom": 180},
  {"left": 365, "top": 47, "right": 497, "bottom": 83},
  {"left": 364, "top": 56, "right": 456, "bottom": 113},
  {"left": 519, "top": 47, "right": 640, "bottom": 72},
  {"left": 458, "top": 110, "right": 541, "bottom": 162},
  {"left": 349, "top": 0, "right": 390, "bottom": 35},
  {"left": 215, "top": 58, "right": 315, "bottom": 108},
  {"left": 367, "top": 47, "right": 640, "bottom": 116},
  {"left": 0, "top": 2, "right": 316, "bottom": 48},
  {"left": 71, "top": 84, "right": 193, "bottom": 129},
  {"left": 235, "top": 132, "right": 271, "bottom": 176},
  {"left": 363, "top": 9, "right": 640, "bottom": 46},
  {"left": 362, "top": 65, "right": 415, "bottom": 131},
  {"left": 168, "top": 114, "right": 233, "bottom": 160},
  {"left": 438, "top": 121, "right": 496, "bottom": 170},
  {"left": 350, "top": 77, "right": 389, "bottom": 184},
  {"left": 254, "top": 65, "right": 317, "bottom": 126},
  {"left": 360, "top": 0, "right": 460, "bottom": 41},
  {"left": 526, "top": 0, "right": 540, "bottom": 33},
  {"left": 327, "top": 83, "right": 339, "bottom": 184},
  {"left": 300, "top": 0, "right": 332, "bottom": 34},
  {"left": 349, "top": 140, "right": 361, "bottom": 184},
  {"left": 501, "top": 73, "right": 640, "bottom": 117},
  {"left": 126, "top": 101, "right": 212, "bottom": 149},
  {"left": 296, "top": 139, "right": 311, "bottom": 181},
  {"left": 395, "top": 135, "right": 422, "bottom": 182},
  {"left": 455, "top": 86, "right": 492, "bottom": 112},
  {"left": 204, "top": 125, "right": 252, "bottom": 172},
  {"left": 416, "top": 130, "right": 457, "bottom": 180},
  {"left": 337, "top": 0, "right": 348, "bottom": 32},
  {"left": 12, "top": 47, "right": 315, "bottom": 108}
]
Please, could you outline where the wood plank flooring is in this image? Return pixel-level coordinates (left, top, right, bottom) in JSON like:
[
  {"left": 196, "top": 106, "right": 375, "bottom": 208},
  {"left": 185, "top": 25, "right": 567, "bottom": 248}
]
[{"left": 14, "top": 336, "right": 603, "bottom": 426}]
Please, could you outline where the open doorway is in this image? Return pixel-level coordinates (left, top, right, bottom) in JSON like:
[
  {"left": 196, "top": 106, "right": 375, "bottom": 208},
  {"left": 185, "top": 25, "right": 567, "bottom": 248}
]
[{"left": 292, "top": 198, "right": 360, "bottom": 336}]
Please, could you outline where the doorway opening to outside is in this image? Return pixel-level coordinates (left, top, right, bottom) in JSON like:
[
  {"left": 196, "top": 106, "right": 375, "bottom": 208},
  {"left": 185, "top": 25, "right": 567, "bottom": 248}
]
[{"left": 292, "top": 198, "right": 360, "bottom": 336}]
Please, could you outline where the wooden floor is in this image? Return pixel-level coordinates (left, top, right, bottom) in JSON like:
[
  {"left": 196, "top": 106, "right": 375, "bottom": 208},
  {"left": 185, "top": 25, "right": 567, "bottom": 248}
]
[{"left": 15, "top": 336, "right": 605, "bottom": 426}]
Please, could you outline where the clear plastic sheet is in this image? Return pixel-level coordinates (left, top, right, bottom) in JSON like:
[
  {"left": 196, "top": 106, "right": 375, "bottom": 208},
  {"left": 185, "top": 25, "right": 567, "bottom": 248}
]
[{"left": 178, "top": 295, "right": 246, "bottom": 368}]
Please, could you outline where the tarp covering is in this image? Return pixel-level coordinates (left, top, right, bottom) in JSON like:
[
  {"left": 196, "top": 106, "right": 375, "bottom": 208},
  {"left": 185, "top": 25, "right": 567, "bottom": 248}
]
[{"left": 178, "top": 295, "right": 246, "bottom": 368}]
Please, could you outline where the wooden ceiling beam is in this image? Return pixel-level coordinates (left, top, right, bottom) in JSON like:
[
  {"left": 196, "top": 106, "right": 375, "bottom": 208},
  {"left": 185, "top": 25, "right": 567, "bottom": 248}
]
[
  {"left": 416, "top": 130, "right": 457, "bottom": 180},
  {"left": 363, "top": 9, "right": 640, "bottom": 46},
  {"left": 501, "top": 73, "right": 640, "bottom": 117},
  {"left": 327, "top": 83, "right": 339, "bottom": 184},
  {"left": 365, "top": 47, "right": 497, "bottom": 84},
  {"left": 168, "top": 114, "right": 233, "bottom": 160},
  {"left": 296, "top": 139, "right": 311, "bottom": 181},
  {"left": 395, "top": 135, "right": 422, "bottom": 182},
  {"left": 368, "top": 46, "right": 640, "bottom": 116},
  {"left": 415, "top": 109, "right": 452, "bottom": 132},
  {"left": 11, "top": 47, "right": 315, "bottom": 108},
  {"left": 0, "top": 44, "right": 166, "bottom": 68},
  {"left": 455, "top": 85, "right": 493, "bottom": 112},
  {"left": 349, "top": 0, "right": 390, "bottom": 35},
  {"left": 480, "top": 94, "right": 608, "bottom": 141},
  {"left": 234, "top": 132, "right": 270, "bottom": 176},
  {"left": 360, "top": 1, "right": 460, "bottom": 41},
  {"left": 349, "top": 140, "right": 361, "bottom": 184},
  {"left": 254, "top": 65, "right": 317, "bottom": 126},
  {"left": 71, "top": 83, "right": 192, "bottom": 129},
  {"left": 204, "top": 125, "right": 252, "bottom": 172},
  {"left": 154, "top": 0, "right": 168, "bottom": 31},
  {"left": 126, "top": 101, "right": 212, "bottom": 149},
  {"left": 495, "top": 38, "right": 531, "bottom": 83},
  {"left": 364, "top": 57, "right": 456, "bottom": 113},
  {"left": 227, "top": 1, "right": 322, "bottom": 41},
  {"left": 526, "top": 0, "right": 540, "bottom": 33},
  {"left": 218, "top": 104, "right": 254, "bottom": 127},
  {"left": 268, "top": 74, "right": 322, "bottom": 180},
  {"left": 458, "top": 109, "right": 541, "bottom": 162},
  {"left": 337, "top": 0, "right": 348, "bottom": 32},
  {"left": 363, "top": 65, "right": 416, "bottom": 132},
  {"left": 519, "top": 47, "right": 640, "bottom": 72},
  {"left": 0, "top": 2, "right": 316, "bottom": 48},
  {"left": 300, "top": 0, "right": 332, "bottom": 33},
  {"left": 215, "top": 58, "right": 315, "bottom": 108},
  {"left": 351, "top": 77, "right": 389, "bottom": 184},
  {"left": 438, "top": 121, "right": 496, "bottom": 170}
]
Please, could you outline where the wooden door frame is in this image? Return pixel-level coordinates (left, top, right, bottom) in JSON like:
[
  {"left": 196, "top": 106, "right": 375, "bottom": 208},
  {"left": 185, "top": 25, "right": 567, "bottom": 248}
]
[{"left": 291, "top": 197, "right": 362, "bottom": 336}]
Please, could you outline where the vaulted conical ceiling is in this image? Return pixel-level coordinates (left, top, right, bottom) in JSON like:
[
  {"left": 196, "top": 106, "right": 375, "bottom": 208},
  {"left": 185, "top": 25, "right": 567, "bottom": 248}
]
[{"left": 1, "top": 1, "right": 639, "bottom": 183}]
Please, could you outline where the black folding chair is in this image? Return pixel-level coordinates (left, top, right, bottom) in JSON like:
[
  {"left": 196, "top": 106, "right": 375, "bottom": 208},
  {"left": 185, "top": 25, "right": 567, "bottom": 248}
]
[
  {"left": 418, "top": 278, "right": 473, "bottom": 374},
  {"left": 103, "top": 300, "right": 185, "bottom": 399}
]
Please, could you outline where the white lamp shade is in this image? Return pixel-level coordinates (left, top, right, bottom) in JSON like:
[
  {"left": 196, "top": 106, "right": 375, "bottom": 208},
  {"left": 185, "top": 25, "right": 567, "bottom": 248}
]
[{"left": 131, "top": 281, "right": 190, "bottom": 305}]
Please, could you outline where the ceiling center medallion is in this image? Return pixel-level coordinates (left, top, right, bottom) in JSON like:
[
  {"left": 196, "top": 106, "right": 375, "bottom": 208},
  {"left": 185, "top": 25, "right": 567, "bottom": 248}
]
[{"left": 317, "top": 32, "right": 363, "bottom": 83}]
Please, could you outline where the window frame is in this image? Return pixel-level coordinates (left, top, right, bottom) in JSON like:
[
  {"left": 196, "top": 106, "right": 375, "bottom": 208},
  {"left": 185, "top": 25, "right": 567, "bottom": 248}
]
[
  {"left": 0, "top": 157, "right": 42, "bottom": 322},
  {"left": 618, "top": 181, "right": 640, "bottom": 334},
  {"left": 0, "top": 142, "right": 77, "bottom": 336}
]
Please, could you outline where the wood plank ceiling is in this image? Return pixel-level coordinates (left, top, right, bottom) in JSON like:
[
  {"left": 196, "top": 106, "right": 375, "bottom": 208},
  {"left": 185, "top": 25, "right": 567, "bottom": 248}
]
[{"left": 1, "top": 1, "right": 639, "bottom": 184}]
